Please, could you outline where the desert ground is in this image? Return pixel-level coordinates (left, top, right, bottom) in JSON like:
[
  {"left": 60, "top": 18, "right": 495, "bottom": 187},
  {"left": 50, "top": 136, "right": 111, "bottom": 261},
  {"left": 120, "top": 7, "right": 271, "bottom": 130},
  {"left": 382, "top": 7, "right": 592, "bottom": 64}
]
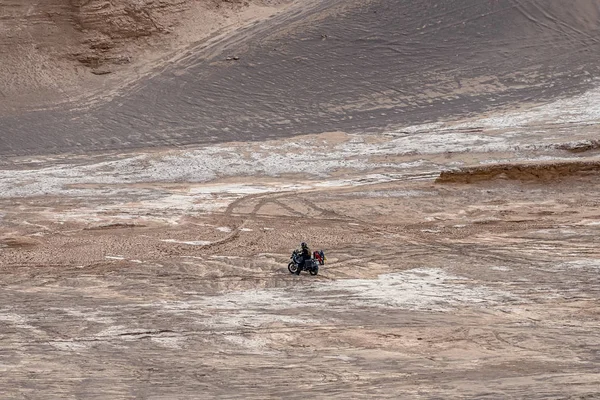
[{"left": 1, "top": 0, "right": 600, "bottom": 399}]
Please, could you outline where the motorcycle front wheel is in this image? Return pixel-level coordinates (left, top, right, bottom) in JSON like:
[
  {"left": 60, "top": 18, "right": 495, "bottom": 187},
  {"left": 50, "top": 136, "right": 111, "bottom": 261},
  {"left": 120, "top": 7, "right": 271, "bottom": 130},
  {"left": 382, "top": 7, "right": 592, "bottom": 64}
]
[{"left": 288, "top": 262, "right": 298, "bottom": 274}]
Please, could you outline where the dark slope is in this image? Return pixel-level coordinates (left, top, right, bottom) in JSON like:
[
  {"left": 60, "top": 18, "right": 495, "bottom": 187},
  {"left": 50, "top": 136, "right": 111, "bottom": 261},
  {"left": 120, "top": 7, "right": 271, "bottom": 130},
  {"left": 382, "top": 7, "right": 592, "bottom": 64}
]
[{"left": 2, "top": 0, "right": 600, "bottom": 156}]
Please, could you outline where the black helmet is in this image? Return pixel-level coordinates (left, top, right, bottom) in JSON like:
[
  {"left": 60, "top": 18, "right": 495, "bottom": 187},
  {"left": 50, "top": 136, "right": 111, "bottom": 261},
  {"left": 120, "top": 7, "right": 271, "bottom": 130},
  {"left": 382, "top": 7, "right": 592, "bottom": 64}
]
[{"left": 301, "top": 242, "right": 307, "bottom": 249}]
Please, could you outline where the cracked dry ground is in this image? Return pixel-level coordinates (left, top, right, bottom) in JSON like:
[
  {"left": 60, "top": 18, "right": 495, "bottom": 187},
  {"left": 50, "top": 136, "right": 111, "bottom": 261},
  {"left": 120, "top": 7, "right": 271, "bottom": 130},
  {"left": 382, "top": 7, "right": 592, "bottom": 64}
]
[{"left": 1, "top": 172, "right": 599, "bottom": 398}]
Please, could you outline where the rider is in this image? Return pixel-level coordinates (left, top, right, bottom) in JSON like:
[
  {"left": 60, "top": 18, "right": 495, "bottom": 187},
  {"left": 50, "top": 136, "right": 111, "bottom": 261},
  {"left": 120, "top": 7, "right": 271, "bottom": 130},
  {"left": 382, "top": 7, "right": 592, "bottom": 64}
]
[{"left": 296, "top": 242, "right": 311, "bottom": 275}]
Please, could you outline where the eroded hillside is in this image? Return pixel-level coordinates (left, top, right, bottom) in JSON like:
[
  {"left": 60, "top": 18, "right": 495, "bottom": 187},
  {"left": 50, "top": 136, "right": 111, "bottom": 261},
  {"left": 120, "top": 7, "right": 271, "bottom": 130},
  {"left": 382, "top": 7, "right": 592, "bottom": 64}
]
[
  {"left": 2, "top": 0, "right": 600, "bottom": 156},
  {"left": 0, "top": 0, "right": 289, "bottom": 108}
]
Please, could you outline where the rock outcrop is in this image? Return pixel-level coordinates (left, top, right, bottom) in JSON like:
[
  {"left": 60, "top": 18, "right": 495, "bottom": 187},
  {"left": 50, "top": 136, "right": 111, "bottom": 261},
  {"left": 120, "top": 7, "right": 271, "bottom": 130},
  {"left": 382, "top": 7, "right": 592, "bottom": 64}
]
[
  {"left": 0, "top": 0, "right": 279, "bottom": 106},
  {"left": 437, "top": 161, "right": 600, "bottom": 184},
  {"left": 69, "top": 0, "right": 193, "bottom": 68}
]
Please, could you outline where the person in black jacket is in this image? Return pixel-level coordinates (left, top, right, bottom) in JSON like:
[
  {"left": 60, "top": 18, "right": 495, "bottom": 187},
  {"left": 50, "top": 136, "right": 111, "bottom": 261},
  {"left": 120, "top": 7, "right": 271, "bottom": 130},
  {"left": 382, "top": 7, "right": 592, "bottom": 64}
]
[{"left": 296, "top": 242, "right": 311, "bottom": 275}]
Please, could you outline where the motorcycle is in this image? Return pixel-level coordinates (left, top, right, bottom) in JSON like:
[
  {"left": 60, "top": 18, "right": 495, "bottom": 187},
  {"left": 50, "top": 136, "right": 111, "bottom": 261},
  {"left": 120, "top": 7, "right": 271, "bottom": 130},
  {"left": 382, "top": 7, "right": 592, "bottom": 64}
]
[{"left": 288, "top": 249, "right": 323, "bottom": 275}]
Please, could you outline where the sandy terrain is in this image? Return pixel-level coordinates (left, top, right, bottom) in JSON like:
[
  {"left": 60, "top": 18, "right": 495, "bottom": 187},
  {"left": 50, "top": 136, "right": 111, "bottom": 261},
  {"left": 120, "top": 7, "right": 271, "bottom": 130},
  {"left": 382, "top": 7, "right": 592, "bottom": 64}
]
[
  {"left": 0, "top": 0, "right": 292, "bottom": 113},
  {"left": 2, "top": 88, "right": 600, "bottom": 397},
  {"left": 2, "top": 0, "right": 600, "bottom": 155},
  {"left": 1, "top": 0, "right": 600, "bottom": 398}
]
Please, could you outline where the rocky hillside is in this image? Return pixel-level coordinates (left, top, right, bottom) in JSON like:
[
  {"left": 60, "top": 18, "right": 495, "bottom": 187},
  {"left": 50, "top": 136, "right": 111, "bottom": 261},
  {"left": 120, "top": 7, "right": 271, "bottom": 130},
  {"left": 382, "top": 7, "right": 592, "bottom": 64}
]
[
  {"left": 71, "top": 0, "right": 191, "bottom": 69},
  {"left": 0, "top": 0, "right": 286, "bottom": 107},
  {"left": 70, "top": 0, "right": 252, "bottom": 69}
]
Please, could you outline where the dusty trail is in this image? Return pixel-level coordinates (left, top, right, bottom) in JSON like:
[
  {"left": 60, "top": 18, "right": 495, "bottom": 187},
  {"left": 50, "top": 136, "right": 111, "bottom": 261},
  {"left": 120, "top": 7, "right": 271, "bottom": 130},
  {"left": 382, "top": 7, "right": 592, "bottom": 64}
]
[
  {"left": 1, "top": 182, "right": 600, "bottom": 398},
  {"left": 1, "top": 119, "right": 600, "bottom": 397}
]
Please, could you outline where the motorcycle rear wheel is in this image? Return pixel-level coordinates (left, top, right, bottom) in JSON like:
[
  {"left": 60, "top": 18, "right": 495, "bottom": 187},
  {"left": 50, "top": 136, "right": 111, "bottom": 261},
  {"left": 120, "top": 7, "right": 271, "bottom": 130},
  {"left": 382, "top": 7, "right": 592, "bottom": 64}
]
[{"left": 309, "top": 266, "right": 318, "bottom": 276}]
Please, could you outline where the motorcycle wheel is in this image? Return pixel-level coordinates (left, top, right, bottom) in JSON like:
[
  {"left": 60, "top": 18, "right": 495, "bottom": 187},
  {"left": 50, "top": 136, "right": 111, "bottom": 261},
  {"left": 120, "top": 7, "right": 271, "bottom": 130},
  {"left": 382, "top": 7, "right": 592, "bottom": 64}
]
[
  {"left": 309, "top": 266, "right": 318, "bottom": 276},
  {"left": 288, "top": 262, "right": 298, "bottom": 274}
]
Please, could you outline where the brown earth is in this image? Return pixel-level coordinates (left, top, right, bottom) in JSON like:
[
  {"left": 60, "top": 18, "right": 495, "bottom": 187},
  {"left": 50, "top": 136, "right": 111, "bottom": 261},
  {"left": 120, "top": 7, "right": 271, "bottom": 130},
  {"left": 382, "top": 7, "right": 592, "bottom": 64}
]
[
  {"left": 1, "top": 154, "right": 599, "bottom": 398},
  {"left": 437, "top": 160, "right": 600, "bottom": 184}
]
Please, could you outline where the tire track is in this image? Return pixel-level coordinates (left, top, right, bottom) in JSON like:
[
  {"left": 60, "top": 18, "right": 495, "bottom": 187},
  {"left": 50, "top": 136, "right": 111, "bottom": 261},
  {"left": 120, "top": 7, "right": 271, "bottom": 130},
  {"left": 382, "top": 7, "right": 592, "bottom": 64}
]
[{"left": 529, "top": 0, "right": 600, "bottom": 44}]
